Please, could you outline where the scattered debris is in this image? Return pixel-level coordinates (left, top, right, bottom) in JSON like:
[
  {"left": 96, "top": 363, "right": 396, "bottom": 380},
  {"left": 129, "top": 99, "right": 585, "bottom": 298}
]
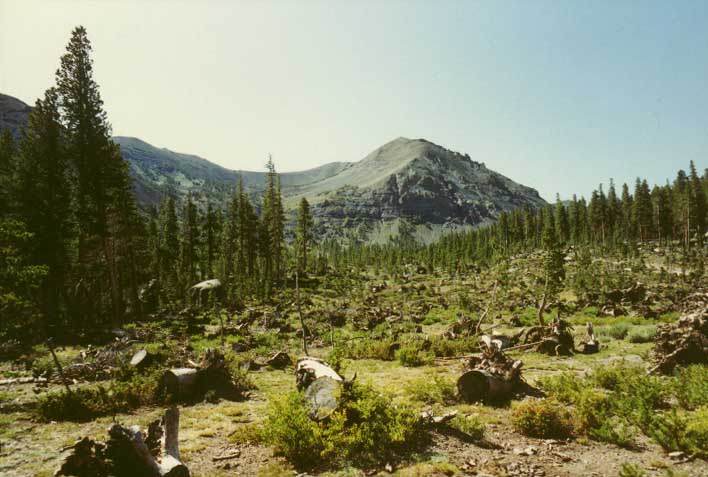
[
  {"left": 55, "top": 406, "right": 189, "bottom": 477},
  {"left": 651, "top": 307, "right": 707, "bottom": 374},
  {"left": 457, "top": 335, "right": 525, "bottom": 402},
  {"left": 579, "top": 322, "right": 599, "bottom": 354},
  {"left": 158, "top": 349, "right": 247, "bottom": 403}
]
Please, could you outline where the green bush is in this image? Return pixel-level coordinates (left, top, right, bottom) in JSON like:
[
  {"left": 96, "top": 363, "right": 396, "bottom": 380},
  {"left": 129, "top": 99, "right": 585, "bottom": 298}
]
[
  {"left": 261, "top": 384, "right": 425, "bottom": 469},
  {"left": 448, "top": 415, "right": 485, "bottom": 441},
  {"left": 405, "top": 373, "right": 456, "bottom": 405},
  {"left": 575, "top": 389, "right": 635, "bottom": 448},
  {"left": 511, "top": 399, "right": 574, "bottom": 439},
  {"left": 427, "top": 335, "right": 478, "bottom": 357},
  {"left": 627, "top": 326, "right": 656, "bottom": 343},
  {"left": 38, "top": 369, "right": 161, "bottom": 421},
  {"left": 684, "top": 406, "right": 708, "bottom": 456},
  {"left": 590, "top": 362, "right": 668, "bottom": 430},
  {"left": 395, "top": 342, "right": 435, "bottom": 367},
  {"left": 537, "top": 372, "right": 587, "bottom": 403},
  {"left": 343, "top": 338, "right": 397, "bottom": 360},
  {"left": 618, "top": 463, "right": 646, "bottom": 477},
  {"left": 650, "top": 407, "right": 708, "bottom": 456},
  {"left": 674, "top": 365, "right": 708, "bottom": 410},
  {"left": 604, "top": 322, "right": 631, "bottom": 340}
]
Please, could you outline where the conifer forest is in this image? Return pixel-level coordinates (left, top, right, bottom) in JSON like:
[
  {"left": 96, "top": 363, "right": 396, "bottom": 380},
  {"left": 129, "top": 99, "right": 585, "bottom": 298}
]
[{"left": 1, "top": 17, "right": 708, "bottom": 477}]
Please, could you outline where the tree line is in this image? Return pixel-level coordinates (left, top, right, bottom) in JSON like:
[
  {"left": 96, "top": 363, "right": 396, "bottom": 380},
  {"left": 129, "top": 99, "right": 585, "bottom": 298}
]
[
  {"left": 316, "top": 165, "right": 708, "bottom": 274},
  {"left": 0, "top": 27, "right": 314, "bottom": 344}
]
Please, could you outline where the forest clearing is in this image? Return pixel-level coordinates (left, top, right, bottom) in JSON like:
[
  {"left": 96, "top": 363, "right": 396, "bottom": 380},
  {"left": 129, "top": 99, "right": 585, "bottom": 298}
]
[
  {"left": 1, "top": 245, "right": 707, "bottom": 477},
  {"left": 2, "top": 6, "right": 708, "bottom": 477}
]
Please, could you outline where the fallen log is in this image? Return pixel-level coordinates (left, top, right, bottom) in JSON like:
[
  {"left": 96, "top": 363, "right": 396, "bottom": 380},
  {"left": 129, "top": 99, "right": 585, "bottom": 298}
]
[
  {"left": 295, "top": 357, "right": 343, "bottom": 390},
  {"left": 0, "top": 377, "right": 48, "bottom": 386},
  {"left": 295, "top": 357, "right": 348, "bottom": 421},
  {"left": 457, "top": 335, "right": 525, "bottom": 403},
  {"left": 158, "top": 368, "right": 197, "bottom": 401},
  {"left": 457, "top": 369, "right": 516, "bottom": 403}
]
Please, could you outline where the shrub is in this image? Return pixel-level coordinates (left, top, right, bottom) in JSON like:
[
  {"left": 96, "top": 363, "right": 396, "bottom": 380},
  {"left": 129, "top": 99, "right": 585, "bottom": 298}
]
[
  {"left": 649, "top": 409, "right": 689, "bottom": 453},
  {"left": 650, "top": 407, "right": 708, "bottom": 457},
  {"left": 427, "top": 335, "right": 478, "bottom": 357},
  {"left": 575, "top": 389, "right": 636, "bottom": 448},
  {"left": 448, "top": 415, "right": 485, "bottom": 441},
  {"left": 627, "top": 326, "right": 656, "bottom": 343},
  {"left": 395, "top": 342, "right": 435, "bottom": 367},
  {"left": 37, "top": 369, "right": 161, "bottom": 421},
  {"left": 511, "top": 399, "right": 574, "bottom": 439},
  {"left": 604, "top": 322, "right": 631, "bottom": 340},
  {"left": 674, "top": 365, "right": 708, "bottom": 410},
  {"left": 537, "top": 372, "right": 587, "bottom": 404},
  {"left": 261, "top": 383, "right": 425, "bottom": 469},
  {"left": 405, "top": 373, "right": 456, "bottom": 405},
  {"left": 344, "top": 338, "right": 397, "bottom": 360},
  {"left": 684, "top": 406, "right": 708, "bottom": 456},
  {"left": 618, "top": 463, "right": 646, "bottom": 477}
]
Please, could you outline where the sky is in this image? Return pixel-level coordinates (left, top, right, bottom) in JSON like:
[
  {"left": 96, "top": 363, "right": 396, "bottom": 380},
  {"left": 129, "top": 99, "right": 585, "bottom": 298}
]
[{"left": 1, "top": 0, "right": 708, "bottom": 201}]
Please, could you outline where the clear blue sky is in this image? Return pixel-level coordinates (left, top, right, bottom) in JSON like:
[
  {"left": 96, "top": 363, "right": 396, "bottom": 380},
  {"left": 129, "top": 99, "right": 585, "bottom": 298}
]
[{"left": 1, "top": 0, "right": 707, "bottom": 201}]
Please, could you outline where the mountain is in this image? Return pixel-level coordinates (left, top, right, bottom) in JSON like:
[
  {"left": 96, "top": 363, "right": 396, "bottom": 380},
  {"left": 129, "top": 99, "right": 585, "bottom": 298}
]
[
  {"left": 0, "top": 93, "right": 31, "bottom": 139},
  {"left": 0, "top": 92, "right": 546, "bottom": 242},
  {"left": 286, "top": 137, "right": 547, "bottom": 242}
]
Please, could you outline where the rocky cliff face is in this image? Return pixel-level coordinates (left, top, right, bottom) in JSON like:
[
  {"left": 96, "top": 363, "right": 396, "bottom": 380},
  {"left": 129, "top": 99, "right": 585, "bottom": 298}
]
[
  {"left": 291, "top": 137, "right": 546, "bottom": 241},
  {"left": 0, "top": 92, "right": 546, "bottom": 242}
]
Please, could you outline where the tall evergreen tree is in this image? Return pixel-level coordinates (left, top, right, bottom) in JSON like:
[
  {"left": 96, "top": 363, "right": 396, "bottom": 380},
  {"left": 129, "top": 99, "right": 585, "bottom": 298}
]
[
  {"left": 296, "top": 197, "right": 314, "bottom": 273},
  {"left": 16, "top": 88, "right": 72, "bottom": 327},
  {"left": 181, "top": 194, "right": 199, "bottom": 287},
  {"left": 56, "top": 26, "right": 132, "bottom": 325}
]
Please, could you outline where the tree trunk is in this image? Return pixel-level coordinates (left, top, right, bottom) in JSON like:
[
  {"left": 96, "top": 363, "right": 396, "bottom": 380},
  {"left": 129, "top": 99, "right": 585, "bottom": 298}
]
[{"left": 103, "top": 235, "right": 122, "bottom": 327}]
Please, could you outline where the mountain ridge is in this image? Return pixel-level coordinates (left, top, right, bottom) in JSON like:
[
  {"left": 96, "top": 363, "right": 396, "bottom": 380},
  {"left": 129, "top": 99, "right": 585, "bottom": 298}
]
[{"left": 0, "top": 92, "right": 546, "bottom": 242}]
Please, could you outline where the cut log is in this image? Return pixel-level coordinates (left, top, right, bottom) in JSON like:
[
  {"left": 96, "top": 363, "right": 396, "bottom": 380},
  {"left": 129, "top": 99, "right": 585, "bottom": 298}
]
[
  {"left": 304, "top": 376, "right": 341, "bottom": 421},
  {"left": 295, "top": 357, "right": 343, "bottom": 391},
  {"left": 159, "top": 368, "right": 197, "bottom": 401},
  {"left": 130, "top": 349, "right": 151, "bottom": 368},
  {"left": 457, "top": 369, "right": 515, "bottom": 403}
]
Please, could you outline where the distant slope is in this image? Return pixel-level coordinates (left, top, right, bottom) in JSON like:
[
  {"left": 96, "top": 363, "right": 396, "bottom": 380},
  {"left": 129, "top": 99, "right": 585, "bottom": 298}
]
[
  {"left": 0, "top": 93, "right": 31, "bottom": 139},
  {"left": 287, "top": 137, "right": 547, "bottom": 242},
  {"left": 0, "top": 92, "right": 546, "bottom": 243}
]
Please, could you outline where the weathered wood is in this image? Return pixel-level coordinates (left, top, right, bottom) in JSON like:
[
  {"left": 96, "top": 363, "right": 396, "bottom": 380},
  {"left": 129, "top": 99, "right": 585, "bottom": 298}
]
[
  {"left": 457, "top": 369, "right": 515, "bottom": 403},
  {"left": 295, "top": 357, "right": 343, "bottom": 390},
  {"left": 159, "top": 407, "right": 189, "bottom": 477},
  {"left": 0, "top": 377, "right": 47, "bottom": 386},
  {"left": 304, "top": 376, "right": 341, "bottom": 421},
  {"left": 130, "top": 349, "right": 150, "bottom": 367},
  {"left": 159, "top": 368, "right": 197, "bottom": 401}
]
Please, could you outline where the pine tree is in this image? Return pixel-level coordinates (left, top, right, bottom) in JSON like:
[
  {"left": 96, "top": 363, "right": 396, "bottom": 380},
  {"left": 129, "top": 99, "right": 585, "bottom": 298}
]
[
  {"left": 554, "top": 194, "right": 570, "bottom": 244},
  {"left": 203, "top": 202, "right": 219, "bottom": 278},
  {"left": 262, "top": 156, "right": 285, "bottom": 284},
  {"left": 56, "top": 26, "right": 131, "bottom": 325},
  {"left": 181, "top": 194, "right": 199, "bottom": 287},
  {"left": 16, "top": 88, "right": 72, "bottom": 327},
  {"left": 0, "top": 129, "right": 16, "bottom": 214},
  {"left": 632, "top": 178, "right": 653, "bottom": 242},
  {"left": 296, "top": 197, "right": 314, "bottom": 273},
  {"left": 158, "top": 195, "right": 180, "bottom": 301},
  {"left": 689, "top": 161, "right": 707, "bottom": 245}
]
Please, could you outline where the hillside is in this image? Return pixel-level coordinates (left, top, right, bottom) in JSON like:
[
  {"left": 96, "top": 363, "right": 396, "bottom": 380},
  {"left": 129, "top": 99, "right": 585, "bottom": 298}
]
[{"left": 0, "top": 92, "right": 546, "bottom": 242}]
